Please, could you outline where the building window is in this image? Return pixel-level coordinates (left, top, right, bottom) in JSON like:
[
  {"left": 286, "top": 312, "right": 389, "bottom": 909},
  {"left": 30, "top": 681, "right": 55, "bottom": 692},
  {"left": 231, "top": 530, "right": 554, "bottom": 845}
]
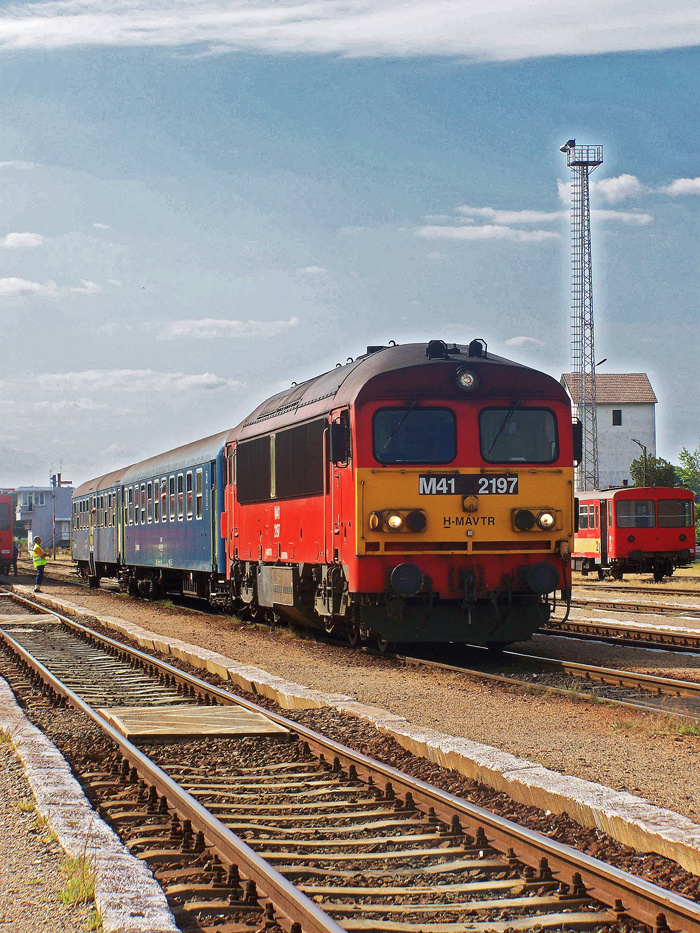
[{"left": 612, "top": 409, "right": 622, "bottom": 426}]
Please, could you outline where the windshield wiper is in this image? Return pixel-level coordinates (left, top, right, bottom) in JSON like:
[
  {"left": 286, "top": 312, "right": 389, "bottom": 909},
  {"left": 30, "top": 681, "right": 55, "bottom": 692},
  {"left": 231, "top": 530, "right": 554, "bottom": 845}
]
[
  {"left": 381, "top": 401, "right": 418, "bottom": 452},
  {"left": 488, "top": 400, "right": 521, "bottom": 454}
]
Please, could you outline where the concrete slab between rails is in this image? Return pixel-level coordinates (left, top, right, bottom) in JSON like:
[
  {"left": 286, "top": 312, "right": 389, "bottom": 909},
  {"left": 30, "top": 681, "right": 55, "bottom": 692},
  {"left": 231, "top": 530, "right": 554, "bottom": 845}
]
[
  {"left": 21, "top": 588, "right": 700, "bottom": 877},
  {"left": 0, "top": 676, "right": 180, "bottom": 933}
]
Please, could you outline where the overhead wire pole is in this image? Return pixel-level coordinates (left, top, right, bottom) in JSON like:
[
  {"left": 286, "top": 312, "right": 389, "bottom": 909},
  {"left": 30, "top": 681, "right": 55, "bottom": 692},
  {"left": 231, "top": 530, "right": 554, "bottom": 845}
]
[{"left": 560, "top": 139, "right": 603, "bottom": 491}]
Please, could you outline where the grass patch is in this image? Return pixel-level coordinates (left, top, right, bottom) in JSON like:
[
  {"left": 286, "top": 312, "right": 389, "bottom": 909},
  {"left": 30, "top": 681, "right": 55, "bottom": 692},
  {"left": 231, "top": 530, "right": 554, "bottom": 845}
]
[
  {"left": 58, "top": 855, "right": 96, "bottom": 906},
  {"left": 676, "top": 722, "right": 700, "bottom": 736},
  {"left": 611, "top": 719, "right": 645, "bottom": 734},
  {"left": 17, "top": 798, "right": 36, "bottom": 813},
  {"left": 0, "top": 728, "right": 13, "bottom": 744}
]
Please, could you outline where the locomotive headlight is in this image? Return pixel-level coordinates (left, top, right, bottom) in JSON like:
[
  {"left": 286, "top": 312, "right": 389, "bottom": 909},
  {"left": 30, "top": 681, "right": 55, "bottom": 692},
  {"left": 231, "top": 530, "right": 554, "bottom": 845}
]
[
  {"left": 537, "top": 510, "right": 556, "bottom": 530},
  {"left": 455, "top": 368, "right": 479, "bottom": 392},
  {"left": 385, "top": 511, "right": 404, "bottom": 531}
]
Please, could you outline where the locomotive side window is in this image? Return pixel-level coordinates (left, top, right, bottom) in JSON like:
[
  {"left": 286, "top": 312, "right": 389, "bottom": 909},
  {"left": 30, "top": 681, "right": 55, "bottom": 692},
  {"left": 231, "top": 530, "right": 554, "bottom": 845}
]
[
  {"left": 578, "top": 503, "right": 589, "bottom": 530},
  {"left": 373, "top": 407, "right": 456, "bottom": 464},
  {"left": 657, "top": 499, "right": 694, "bottom": 527},
  {"left": 237, "top": 436, "right": 273, "bottom": 504},
  {"left": 275, "top": 419, "right": 326, "bottom": 499},
  {"left": 0, "top": 503, "right": 10, "bottom": 530},
  {"left": 480, "top": 407, "right": 557, "bottom": 464},
  {"left": 616, "top": 499, "right": 655, "bottom": 528}
]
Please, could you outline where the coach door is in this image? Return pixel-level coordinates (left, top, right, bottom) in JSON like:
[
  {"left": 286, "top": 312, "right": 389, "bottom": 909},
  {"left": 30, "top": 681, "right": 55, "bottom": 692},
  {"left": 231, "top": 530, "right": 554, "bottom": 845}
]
[
  {"left": 599, "top": 498, "right": 608, "bottom": 563},
  {"left": 329, "top": 409, "right": 351, "bottom": 563}
]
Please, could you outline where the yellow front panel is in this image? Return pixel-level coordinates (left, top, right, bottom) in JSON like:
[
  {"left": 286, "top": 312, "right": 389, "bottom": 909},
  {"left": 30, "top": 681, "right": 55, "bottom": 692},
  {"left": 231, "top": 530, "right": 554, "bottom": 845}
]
[{"left": 355, "top": 467, "right": 575, "bottom": 555}]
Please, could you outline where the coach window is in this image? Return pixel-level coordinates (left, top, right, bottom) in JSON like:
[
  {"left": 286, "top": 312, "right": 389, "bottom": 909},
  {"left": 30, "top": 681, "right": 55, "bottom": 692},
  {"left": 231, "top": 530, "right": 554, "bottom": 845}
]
[
  {"left": 177, "top": 474, "right": 184, "bottom": 521},
  {"left": 616, "top": 499, "right": 655, "bottom": 528},
  {"left": 594, "top": 505, "right": 599, "bottom": 528},
  {"left": 374, "top": 408, "right": 456, "bottom": 465},
  {"left": 186, "top": 472, "right": 193, "bottom": 520},
  {"left": 195, "top": 469, "right": 203, "bottom": 519},
  {"left": 480, "top": 407, "right": 557, "bottom": 464},
  {"left": 169, "top": 476, "right": 175, "bottom": 520},
  {"left": 111, "top": 493, "right": 116, "bottom": 526},
  {"left": 154, "top": 483, "right": 160, "bottom": 523},
  {"left": 127, "top": 487, "right": 134, "bottom": 525},
  {"left": 658, "top": 499, "right": 694, "bottom": 527},
  {"left": 578, "top": 504, "right": 589, "bottom": 530},
  {"left": 612, "top": 409, "right": 622, "bottom": 426},
  {"left": 160, "top": 479, "right": 166, "bottom": 521},
  {"left": 147, "top": 482, "right": 153, "bottom": 523},
  {"left": 140, "top": 484, "right": 146, "bottom": 524}
]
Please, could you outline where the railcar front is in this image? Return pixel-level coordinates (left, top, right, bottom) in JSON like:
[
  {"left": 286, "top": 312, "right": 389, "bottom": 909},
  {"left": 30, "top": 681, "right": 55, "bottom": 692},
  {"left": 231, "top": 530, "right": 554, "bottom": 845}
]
[
  {"left": 0, "top": 493, "right": 13, "bottom": 575},
  {"left": 72, "top": 470, "right": 122, "bottom": 586},
  {"left": 573, "top": 486, "right": 695, "bottom": 581}
]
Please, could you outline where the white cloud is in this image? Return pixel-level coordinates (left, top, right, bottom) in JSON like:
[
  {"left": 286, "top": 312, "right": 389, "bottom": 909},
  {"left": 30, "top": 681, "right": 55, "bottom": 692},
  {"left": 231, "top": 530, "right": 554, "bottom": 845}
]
[
  {"left": 591, "top": 174, "right": 647, "bottom": 203},
  {"left": 92, "top": 222, "right": 111, "bottom": 230},
  {"left": 416, "top": 224, "right": 560, "bottom": 242},
  {"left": 22, "top": 369, "right": 243, "bottom": 393},
  {"left": 70, "top": 279, "right": 103, "bottom": 294},
  {"left": 0, "top": 160, "right": 36, "bottom": 169},
  {"left": 299, "top": 266, "right": 327, "bottom": 275},
  {"left": 0, "top": 232, "right": 44, "bottom": 248},
  {"left": 657, "top": 177, "right": 700, "bottom": 196},
  {"left": 590, "top": 209, "right": 653, "bottom": 225},
  {"left": 0, "top": 1, "right": 696, "bottom": 61},
  {"left": 457, "top": 206, "right": 563, "bottom": 224},
  {"left": 505, "top": 335, "right": 545, "bottom": 348},
  {"left": 0, "top": 276, "right": 57, "bottom": 297},
  {"left": 160, "top": 315, "right": 300, "bottom": 339}
]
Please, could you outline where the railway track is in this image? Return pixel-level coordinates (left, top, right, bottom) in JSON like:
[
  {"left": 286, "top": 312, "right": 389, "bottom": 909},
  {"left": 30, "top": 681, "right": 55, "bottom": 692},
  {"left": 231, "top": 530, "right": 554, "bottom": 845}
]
[
  {"left": 576, "top": 585, "right": 700, "bottom": 600},
  {"left": 542, "top": 618, "right": 700, "bottom": 653},
  {"left": 1, "top": 590, "right": 700, "bottom": 933},
  {"left": 400, "top": 648, "right": 700, "bottom": 723},
  {"left": 568, "top": 596, "right": 700, "bottom": 619}
]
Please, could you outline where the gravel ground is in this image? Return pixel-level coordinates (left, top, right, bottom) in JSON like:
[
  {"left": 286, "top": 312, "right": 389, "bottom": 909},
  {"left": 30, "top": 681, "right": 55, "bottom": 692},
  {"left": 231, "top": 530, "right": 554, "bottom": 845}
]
[
  {"left": 7, "top": 562, "right": 698, "bottom": 826},
  {"left": 0, "top": 741, "right": 91, "bottom": 933}
]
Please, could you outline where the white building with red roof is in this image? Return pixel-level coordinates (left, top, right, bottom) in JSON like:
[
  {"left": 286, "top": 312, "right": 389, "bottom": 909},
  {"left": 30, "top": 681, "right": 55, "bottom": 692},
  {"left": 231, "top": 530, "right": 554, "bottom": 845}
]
[{"left": 560, "top": 373, "right": 657, "bottom": 490}]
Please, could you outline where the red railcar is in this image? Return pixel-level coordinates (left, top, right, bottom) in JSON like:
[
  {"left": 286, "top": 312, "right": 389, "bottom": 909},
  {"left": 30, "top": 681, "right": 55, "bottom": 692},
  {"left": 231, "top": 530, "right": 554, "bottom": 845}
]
[
  {"left": 0, "top": 493, "right": 13, "bottom": 575},
  {"left": 572, "top": 486, "right": 695, "bottom": 581},
  {"left": 222, "top": 339, "right": 577, "bottom": 650}
]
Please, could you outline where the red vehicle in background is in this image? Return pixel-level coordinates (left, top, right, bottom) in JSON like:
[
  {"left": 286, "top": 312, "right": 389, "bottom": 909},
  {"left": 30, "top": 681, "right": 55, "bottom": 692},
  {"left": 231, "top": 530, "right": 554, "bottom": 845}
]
[
  {"left": 0, "top": 493, "right": 13, "bottom": 575},
  {"left": 573, "top": 486, "right": 695, "bottom": 581}
]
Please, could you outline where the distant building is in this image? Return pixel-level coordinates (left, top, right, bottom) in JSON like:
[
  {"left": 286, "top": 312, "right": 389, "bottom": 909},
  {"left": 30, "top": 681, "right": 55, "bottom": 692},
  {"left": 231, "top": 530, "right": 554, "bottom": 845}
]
[
  {"left": 14, "top": 485, "right": 73, "bottom": 548},
  {"left": 560, "top": 373, "right": 657, "bottom": 490}
]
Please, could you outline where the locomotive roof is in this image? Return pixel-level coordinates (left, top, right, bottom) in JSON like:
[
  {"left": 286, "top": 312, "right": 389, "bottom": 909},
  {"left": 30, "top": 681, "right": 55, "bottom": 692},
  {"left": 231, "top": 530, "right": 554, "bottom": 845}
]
[
  {"left": 74, "top": 431, "right": 229, "bottom": 498},
  {"left": 232, "top": 339, "right": 568, "bottom": 440}
]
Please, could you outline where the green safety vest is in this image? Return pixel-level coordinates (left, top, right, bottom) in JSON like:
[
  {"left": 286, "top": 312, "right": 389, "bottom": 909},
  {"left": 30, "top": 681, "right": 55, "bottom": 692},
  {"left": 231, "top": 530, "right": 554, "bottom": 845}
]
[{"left": 32, "top": 545, "right": 47, "bottom": 568}]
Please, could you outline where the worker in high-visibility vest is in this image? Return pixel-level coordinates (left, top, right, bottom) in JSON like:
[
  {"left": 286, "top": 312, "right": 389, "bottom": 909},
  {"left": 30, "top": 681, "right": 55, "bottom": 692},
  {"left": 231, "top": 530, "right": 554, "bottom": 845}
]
[{"left": 32, "top": 536, "right": 48, "bottom": 592}]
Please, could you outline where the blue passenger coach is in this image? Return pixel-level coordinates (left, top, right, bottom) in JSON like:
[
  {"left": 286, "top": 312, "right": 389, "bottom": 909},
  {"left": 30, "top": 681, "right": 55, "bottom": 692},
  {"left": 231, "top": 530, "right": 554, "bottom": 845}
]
[{"left": 72, "top": 432, "right": 228, "bottom": 599}]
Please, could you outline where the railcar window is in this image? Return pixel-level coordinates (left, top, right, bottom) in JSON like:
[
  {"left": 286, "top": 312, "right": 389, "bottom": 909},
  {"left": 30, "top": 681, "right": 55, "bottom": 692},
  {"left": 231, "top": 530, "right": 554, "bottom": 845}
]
[
  {"left": 186, "top": 472, "right": 193, "bottom": 520},
  {"left": 578, "top": 504, "right": 589, "bottom": 530},
  {"left": 161, "top": 479, "right": 167, "bottom": 521},
  {"left": 196, "top": 469, "right": 203, "bottom": 519},
  {"left": 616, "top": 499, "right": 655, "bottom": 528},
  {"left": 0, "top": 503, "right": 10, "bottom": 530},
  {"left": 127, "top": 487, "right": 134, "bottom": 525},
  {"left": 154, "top": 484, "right": 159, "bottom": 523},
  {"left": 169, "top": 476, "right": 175, "bottom": 521},
  {"left": 177, "top": 474, "right": 184, "bottom": 521},
  {"left": 147, "top": 482, "right": 153, "bottom": 523},
  {"left": 140, "top": 484, "right": 146, "bottom": 524},
  {"left": 373, "top": 407, "right": 456, "bottom": 465},
  {"left": 657, "top": 499, "right": 694, "bottom": 527},
  {"left": 479, "top": 408, "right": 558, "bottom": 464}
]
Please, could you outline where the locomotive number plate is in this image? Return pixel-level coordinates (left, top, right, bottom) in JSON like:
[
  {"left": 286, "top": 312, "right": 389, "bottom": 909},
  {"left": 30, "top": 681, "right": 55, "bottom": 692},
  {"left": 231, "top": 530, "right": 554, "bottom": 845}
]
[{"left": 419, "top": 474, "right": 518, "bottom": 495}]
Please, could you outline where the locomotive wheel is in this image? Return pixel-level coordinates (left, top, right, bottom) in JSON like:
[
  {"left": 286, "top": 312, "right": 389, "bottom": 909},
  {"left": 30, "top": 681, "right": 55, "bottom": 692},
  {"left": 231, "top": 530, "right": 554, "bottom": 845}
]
[
  {"left": 376, "top": 637, "right": 395, "bottom": 655},
  {"left": 346, "top": 625, "right": 362, "bottom": 648}
]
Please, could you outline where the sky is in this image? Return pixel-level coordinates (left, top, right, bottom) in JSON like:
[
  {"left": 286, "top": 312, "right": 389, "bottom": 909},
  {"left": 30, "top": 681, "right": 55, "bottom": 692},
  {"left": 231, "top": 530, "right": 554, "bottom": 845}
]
[{"left": 0, "top": 0, "right": 698, "bottom": 488}]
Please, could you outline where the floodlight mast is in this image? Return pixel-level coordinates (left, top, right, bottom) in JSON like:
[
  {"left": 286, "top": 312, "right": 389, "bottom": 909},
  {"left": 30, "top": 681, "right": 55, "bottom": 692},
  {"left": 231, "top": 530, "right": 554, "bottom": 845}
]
[{"left": 561, "top": 140, "right": 603, "bottom": 492}]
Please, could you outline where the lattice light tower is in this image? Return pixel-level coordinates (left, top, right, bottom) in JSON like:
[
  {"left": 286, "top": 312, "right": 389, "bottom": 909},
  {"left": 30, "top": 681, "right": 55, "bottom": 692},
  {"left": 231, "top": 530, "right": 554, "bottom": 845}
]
[{"left": 560, "top": 139, "right": 603, "bottom": 491}]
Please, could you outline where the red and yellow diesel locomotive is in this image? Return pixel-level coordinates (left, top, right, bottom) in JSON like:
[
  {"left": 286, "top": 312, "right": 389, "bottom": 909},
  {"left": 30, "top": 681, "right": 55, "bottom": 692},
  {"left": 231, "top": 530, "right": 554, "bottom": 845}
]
[
  {"left": 222, "top": 339, "right": 577, "bottom": 650},
  {"left": 572, "top": 485, "right": 696, "bottom": 582},
  {"left": 73, "top": 339, "right": 579, "bottom": 650}
]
